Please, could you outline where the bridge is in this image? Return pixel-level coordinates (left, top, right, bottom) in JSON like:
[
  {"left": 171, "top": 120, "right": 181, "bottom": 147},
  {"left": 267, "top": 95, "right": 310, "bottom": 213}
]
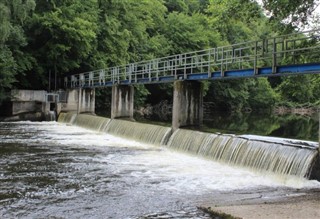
[{"left": 60, "top": 29, "right": 320, "bottom": 130}]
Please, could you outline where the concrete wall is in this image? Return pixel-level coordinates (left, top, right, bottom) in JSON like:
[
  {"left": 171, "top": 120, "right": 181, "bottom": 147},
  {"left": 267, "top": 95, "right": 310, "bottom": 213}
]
[
  {"left": 172, "top": 81, "right": 203, "bottom": 130},
  {"left": 11, "top": 101, "right": 44, "bottom": 116},
  {"left": 11, "top": 90, "right": 46, "bottom": 102},
  {"left": 0, "top": 90, "right": 47, "bottom": 116},
  {"left": 0, "top": 90, "right": 48, "bottom": 120},
  {"left": 111, "top": 85, "right": 134, "bottom": 119}
]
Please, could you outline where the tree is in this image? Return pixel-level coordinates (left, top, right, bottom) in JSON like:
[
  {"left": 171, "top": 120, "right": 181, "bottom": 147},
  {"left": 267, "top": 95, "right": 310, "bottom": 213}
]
[
  {"left": 201, "top": 0, "right": 279, "bottom": 112},
  {"left": 94, "top": 0, "right": 169, "bottom": 111},
  {"left": 276, "top": 74, "right": 320, "bottom": 105},
  {"left": 204, "top": 79, "right": 251, "bottom": 112},
  {"left": 262, "top": 0, "right": 318, "bottom": 28},
  {"left": 163, "top": 12, "right": 221, "bottom": 54},
  {"left": 247, "top": 78, "right": 279, "bottom": 110},
  {"left": 25, "top": 0, "right": 98, "bottom": 90},
  {"left": 0, "top": 0, "right": 35, "bottom": 101},
  {"left": 206, "top": 0, "right": 272, "bottom": 43}
]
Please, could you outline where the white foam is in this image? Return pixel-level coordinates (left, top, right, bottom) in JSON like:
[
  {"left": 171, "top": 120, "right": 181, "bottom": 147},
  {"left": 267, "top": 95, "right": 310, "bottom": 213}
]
[
  {"left": 5, "top": 121, "right": 320, "bottom": 193},
  {"left": 114, "top": 149, "right": 320, "bottom": 193}
]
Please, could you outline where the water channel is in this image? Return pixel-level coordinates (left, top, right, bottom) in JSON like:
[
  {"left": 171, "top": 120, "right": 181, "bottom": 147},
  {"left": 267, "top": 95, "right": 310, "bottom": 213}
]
[{"left": 1, "top": 120, "right": 320, "bottom": 218}]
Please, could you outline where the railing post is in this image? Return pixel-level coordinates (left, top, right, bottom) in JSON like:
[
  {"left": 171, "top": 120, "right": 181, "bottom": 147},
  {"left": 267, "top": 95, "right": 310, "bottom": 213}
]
[
  {"left": 183, "top": 57, "right": 187, "bottom": 79},
  {"left": 64, "top": 77, "right": 68, "bottom": 88},
  {"left": 135, "top": 68, "right": 137, "bottom": 83},
  {"left": 254, "top": 41, "right": 258, "bottom": 75},
  {"left": 148, "top": 63, "right": 152, "bottom": 82},
  {"left": 221, "top": 47, "right": 225, "bottom": 77},
  {"left": 272, "top": 37, "right": 277, "bottom": 74},
  {"left": 208, "top": 50, "right": 212, "bottom": 78},
  {"left": 117, "top": 67, "right": 120, "bottom": 82},
  {"left": 129, "top": 65, "right": 132, "bottom": 83}
]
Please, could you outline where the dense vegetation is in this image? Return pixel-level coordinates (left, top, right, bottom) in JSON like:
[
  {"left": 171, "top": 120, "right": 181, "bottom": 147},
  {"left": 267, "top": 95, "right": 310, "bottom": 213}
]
[{"left": 0, "top": 0, "right": 319, "bottom": 113}]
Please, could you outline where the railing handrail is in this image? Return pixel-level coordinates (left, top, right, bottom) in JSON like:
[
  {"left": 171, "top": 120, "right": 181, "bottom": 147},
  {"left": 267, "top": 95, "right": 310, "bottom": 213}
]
[{"left": 65, "top": 28, "right": 320, "bottom": 88}]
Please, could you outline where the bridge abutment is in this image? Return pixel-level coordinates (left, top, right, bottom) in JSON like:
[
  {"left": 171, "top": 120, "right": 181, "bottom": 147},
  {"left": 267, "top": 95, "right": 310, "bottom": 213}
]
[
  {"left": 172, "top": 81, "right": 203, "bottom": 130},
  {"left": 111, "top": 85, "right": 134, "bottom": 120}
]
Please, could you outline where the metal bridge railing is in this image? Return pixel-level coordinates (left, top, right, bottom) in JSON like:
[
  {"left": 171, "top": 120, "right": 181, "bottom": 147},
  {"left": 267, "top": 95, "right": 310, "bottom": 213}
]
[{"left": 65, "top": 29, "right": 320, "bottom": 88}]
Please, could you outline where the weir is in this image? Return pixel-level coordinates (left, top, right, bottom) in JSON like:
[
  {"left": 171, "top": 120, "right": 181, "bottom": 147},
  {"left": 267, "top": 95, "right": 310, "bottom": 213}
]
[
  {"left": 167, "top": 129, "right": 318, "bottom": 178},
  {"left": 104, "top": 120, "right": 172, "bottom": 145},
  {"left": 58, "top": 113, "right": 320, "bottom": 181}
]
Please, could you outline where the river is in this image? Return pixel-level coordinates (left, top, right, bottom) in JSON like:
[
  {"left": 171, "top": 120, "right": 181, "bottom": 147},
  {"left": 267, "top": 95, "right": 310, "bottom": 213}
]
[
  {"left": 137, "top": 111, "right": 320, "bottom": 141},
  {"left": 1, "top": 121, "right": 320, "bottom": 218}
]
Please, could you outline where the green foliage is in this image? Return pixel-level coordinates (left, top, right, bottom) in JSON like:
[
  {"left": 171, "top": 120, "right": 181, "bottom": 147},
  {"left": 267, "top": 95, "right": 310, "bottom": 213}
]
[
  {"left": 29, "top": 0, "right": 98, "bottom": 74},
  {"left": 0, "top": 46, "right": 16, "bottom": 101},
  {"left": 206, "top": 0, "right": 269, "bottom": 43},
  {"left": 205, "top": 79, "right": 251, "bottom": 112},
  {"left": 0, "top": 0, "right": 35, "bottom": 99},
  {"left": 95, "top": 88, "right": 112, "bottom": 117},
  {"left": 164, "top": 0, "right": 209, "bottom": 14},
  {"left": 276, "top": 75, "right": 320, "bottom": 105},
  {"left": 248, "top": 78, "right": 279, "bottom": 110},
  {"left": 262, "top": 0, "right": 317, "bottom": 28},
  {"left": 0, "top": 2, "right": 10, "bottom": 43},
  {"left": 204, "top": 77, "right": 279, "bottom": 112},
  {"left": 0, "top": 0, "right": 318, "bottom": 112},
  {"left": 163, "top": 12, "right": 221, "bottom": 54},
  {"left": 134, "top": 85, "right": 150, "bottom": 108}
]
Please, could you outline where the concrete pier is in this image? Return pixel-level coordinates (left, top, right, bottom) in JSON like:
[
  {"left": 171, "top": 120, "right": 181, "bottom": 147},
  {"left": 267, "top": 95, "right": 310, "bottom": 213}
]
[
  {"left": 78, "top": 88, "right": 95, "bottom": 114},
  {"left": 111, "top": 85, "right": 134, "bottom": 120},
  {"left": 61, "top": 88, "right": 95, "bottom": 114},
  {"left": 172, "top": 81, "right": 203, "bottom": 130}
]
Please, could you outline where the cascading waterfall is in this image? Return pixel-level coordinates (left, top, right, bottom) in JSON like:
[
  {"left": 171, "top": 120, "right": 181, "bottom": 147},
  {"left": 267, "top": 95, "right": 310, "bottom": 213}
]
[
  {"left": 58, "top": 112, "right": 110, "bottom": 131},
  {"left": 167, "top": 129, "right": 319, "bottom": 178},
  {"left": 73, "top": 114, "right": 110, "bottom": 132},
  {"left": 57, "top": 113, "right": 172, "bottom": 146},
  {"left": 58, "top": 112, "right": 77, "bottom": 124},
  {"left": 57, "top": 113, "right": 319, "bottom": 179},
  {"left": 104, "top": 119, "right": 172, "bottom": 146}
]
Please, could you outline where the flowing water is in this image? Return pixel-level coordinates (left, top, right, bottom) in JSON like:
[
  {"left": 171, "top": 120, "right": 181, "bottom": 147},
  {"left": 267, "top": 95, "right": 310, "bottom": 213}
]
[
  {"left": 1, "top": 117, "right": 320, "bottom": 218},
  {"left": 167, "top": 129, "right": 318, "bottom": 178}
]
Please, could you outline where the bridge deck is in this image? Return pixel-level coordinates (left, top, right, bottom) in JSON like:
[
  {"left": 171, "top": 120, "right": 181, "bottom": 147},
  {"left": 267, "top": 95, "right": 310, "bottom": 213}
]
[{"left": 65, "top": 29, "right": 320, "bottom": 88}]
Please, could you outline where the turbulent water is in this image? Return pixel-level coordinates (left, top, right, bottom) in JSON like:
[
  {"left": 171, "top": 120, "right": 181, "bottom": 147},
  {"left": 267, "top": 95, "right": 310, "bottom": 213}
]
[{"left": 1, "top": 121, "right": 320, "bottom": 218}]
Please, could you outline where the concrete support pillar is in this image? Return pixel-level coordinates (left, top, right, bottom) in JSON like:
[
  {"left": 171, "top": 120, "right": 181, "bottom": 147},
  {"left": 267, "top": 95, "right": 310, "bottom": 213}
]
[
  {"left": 111, "top": 85, "right": 134, "bottom": 119},
  {"left": 79, "top": 88, "right": 95, "bottom": 114},
  {"left": 77, "top": 88, "right": 82, "bottom": 114},
  {"left": 60, "top": 88, "right": 95, "bottom": 114},
  {"left": 172, "top": 80, "right": 203, "bottom": 130}
]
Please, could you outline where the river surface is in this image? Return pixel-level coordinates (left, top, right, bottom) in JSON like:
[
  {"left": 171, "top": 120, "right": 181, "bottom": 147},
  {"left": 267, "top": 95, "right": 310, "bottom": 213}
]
[
  {"left": 202, "top": 112, "right": 320, "bottom": 141},
  {"left": 1, "top": 121, "right": 320, "bottom": 218},
  {"left": 137, "top": 111, "right": 320, "bottom": 141}
]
